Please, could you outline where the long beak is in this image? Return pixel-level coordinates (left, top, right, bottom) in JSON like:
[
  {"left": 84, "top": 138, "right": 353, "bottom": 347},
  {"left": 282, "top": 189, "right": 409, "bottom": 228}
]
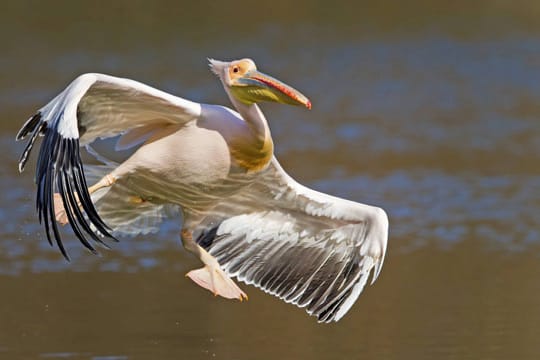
[{"left": 235, "top": 70, "right": 311, "bottom": 109}]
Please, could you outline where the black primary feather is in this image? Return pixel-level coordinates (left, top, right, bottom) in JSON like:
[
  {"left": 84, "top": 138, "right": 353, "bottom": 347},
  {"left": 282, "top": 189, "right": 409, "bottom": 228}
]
[
  {"left": 17, "top": 113, "right": 46, "bottom": 172},
  {"left": 16, "top": 112, "right": 42, "bottom": 141},
  {"left": 18, "top": 111, "right": 117, "bottom": 260}
]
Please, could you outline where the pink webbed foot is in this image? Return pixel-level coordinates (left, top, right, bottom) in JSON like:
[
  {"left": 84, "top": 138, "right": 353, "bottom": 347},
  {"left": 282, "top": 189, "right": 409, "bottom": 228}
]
[
  {"left": 53, "top": 193, "right": 69, "bottom": 226},
  {"left": 186, "top": 265, "right": 248, "bottom": 301},
  {"left": 52, "top": 174, "right": 116, "bottom": 226}
]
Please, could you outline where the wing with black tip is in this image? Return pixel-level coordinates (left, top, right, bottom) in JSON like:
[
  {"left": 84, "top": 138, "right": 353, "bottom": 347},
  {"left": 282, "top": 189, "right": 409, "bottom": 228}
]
[{"left": 16, "top": 73, "right": 200, "bottom": 258}]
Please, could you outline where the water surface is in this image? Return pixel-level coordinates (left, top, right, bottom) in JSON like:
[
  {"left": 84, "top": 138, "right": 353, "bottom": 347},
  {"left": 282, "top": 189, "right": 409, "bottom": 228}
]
[{"left": 1, "top": 1, "right": 539, "bottom": 359}]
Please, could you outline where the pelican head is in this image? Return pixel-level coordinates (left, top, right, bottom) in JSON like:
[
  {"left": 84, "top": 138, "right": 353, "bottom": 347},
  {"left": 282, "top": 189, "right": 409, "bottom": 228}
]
[{"left": 209, "top": 58, "right": 311, "bottom": 109}]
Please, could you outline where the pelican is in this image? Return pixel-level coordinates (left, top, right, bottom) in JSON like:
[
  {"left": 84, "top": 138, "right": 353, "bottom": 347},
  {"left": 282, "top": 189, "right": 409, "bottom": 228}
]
[{"left": 16, "top": 58, "right": 388, "bottom": 322}]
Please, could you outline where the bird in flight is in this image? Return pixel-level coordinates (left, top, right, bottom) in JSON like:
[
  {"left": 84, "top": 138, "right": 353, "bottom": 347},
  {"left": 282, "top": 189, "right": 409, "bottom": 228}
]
[{"left": 16, "top": 58, "right": 388, "bottom": 322}]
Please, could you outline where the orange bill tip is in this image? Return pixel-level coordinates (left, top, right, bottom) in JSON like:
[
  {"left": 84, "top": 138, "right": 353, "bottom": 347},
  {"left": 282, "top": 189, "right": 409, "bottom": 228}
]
[{"left": 251, "top": 74, "right": 310, "bottom": 109}]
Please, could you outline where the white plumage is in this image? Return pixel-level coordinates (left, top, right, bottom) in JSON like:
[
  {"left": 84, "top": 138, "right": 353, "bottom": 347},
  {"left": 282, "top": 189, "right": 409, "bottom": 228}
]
[{"left": 17, "top": 58, "right": 388, "bottom": 322}]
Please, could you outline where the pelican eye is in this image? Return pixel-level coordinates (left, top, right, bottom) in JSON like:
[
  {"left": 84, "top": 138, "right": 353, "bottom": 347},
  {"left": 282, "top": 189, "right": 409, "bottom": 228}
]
[{"left": 232, "top": 66, "right": 239, "bottom": 73}]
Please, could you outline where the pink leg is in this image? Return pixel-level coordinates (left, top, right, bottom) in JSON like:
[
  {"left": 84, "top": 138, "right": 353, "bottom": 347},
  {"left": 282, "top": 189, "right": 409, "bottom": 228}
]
[
  {"left": 181, "top": 229, "right": 247, "bottom": 301},
  {"left": 53, "top": 174, "right": 116, "bottom": 225}
]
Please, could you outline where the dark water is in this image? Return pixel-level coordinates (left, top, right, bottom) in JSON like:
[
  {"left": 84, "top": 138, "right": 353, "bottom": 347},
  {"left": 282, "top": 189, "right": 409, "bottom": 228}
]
[{"left": 1, "top": 1, "right": 540, "bottom": 359}]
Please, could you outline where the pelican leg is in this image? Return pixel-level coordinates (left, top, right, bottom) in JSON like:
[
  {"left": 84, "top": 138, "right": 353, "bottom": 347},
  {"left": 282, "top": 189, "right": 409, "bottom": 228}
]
[
  {"left": 181, "top": 229, "right": 248, "bottom": 301},
  {"left": 54, "top": 174, "right": 117, "bottom": 225},
  {"left": 88, "top": 174, "right": 116, "bottom": 195}
]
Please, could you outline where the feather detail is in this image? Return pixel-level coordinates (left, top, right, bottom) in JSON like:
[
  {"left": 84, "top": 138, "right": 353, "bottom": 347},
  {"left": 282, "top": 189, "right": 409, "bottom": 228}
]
[
  {"left": 195, "top": 157, "right": 388, "bottom": 322},
  {"left": 16, "top": 73, "right": 201, "bottom": 258}
]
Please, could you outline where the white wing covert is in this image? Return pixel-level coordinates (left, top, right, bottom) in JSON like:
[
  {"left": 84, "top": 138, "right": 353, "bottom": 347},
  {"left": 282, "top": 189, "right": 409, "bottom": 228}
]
[
  {"left": 16, "top": 73, "right": 201, "bottom": 258},
  {"left": 195, "top": 158, "right": 388, "bottom": 322}
]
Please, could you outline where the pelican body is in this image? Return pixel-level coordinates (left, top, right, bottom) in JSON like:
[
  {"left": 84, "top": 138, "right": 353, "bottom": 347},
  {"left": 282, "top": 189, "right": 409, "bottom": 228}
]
[{"left": 16, "top": 58, "right": 388, "bottom": 322}]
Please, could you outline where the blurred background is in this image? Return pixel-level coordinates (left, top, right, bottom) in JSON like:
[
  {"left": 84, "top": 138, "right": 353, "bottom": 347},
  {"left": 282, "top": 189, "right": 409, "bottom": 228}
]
[{"left": 1, "top": 1, "right": 539, "bottom": 359}]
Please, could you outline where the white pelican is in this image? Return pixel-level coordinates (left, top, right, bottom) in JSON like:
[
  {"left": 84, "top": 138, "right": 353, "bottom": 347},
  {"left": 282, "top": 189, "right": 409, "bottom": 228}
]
[{"left": 16, "top": 58, "right": 388, "bottom": 322}]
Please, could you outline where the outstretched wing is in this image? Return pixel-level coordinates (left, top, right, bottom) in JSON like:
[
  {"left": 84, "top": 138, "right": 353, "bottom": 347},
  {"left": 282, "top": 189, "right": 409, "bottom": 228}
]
[
  {"left": 16, "top": 73, "right": 201, "bottom": 259},
  {"left": 195, "top": 158, "right": 388, "bottom": 322}
]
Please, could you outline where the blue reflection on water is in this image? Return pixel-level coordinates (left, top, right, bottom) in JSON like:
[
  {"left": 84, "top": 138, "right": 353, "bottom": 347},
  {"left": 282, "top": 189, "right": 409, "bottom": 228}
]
[
  {"left": 1, "top": 34, "right": 539, "bottom": 274},
  {"left": 314, "top": 172, "right": 539, "bottom": 252}
]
